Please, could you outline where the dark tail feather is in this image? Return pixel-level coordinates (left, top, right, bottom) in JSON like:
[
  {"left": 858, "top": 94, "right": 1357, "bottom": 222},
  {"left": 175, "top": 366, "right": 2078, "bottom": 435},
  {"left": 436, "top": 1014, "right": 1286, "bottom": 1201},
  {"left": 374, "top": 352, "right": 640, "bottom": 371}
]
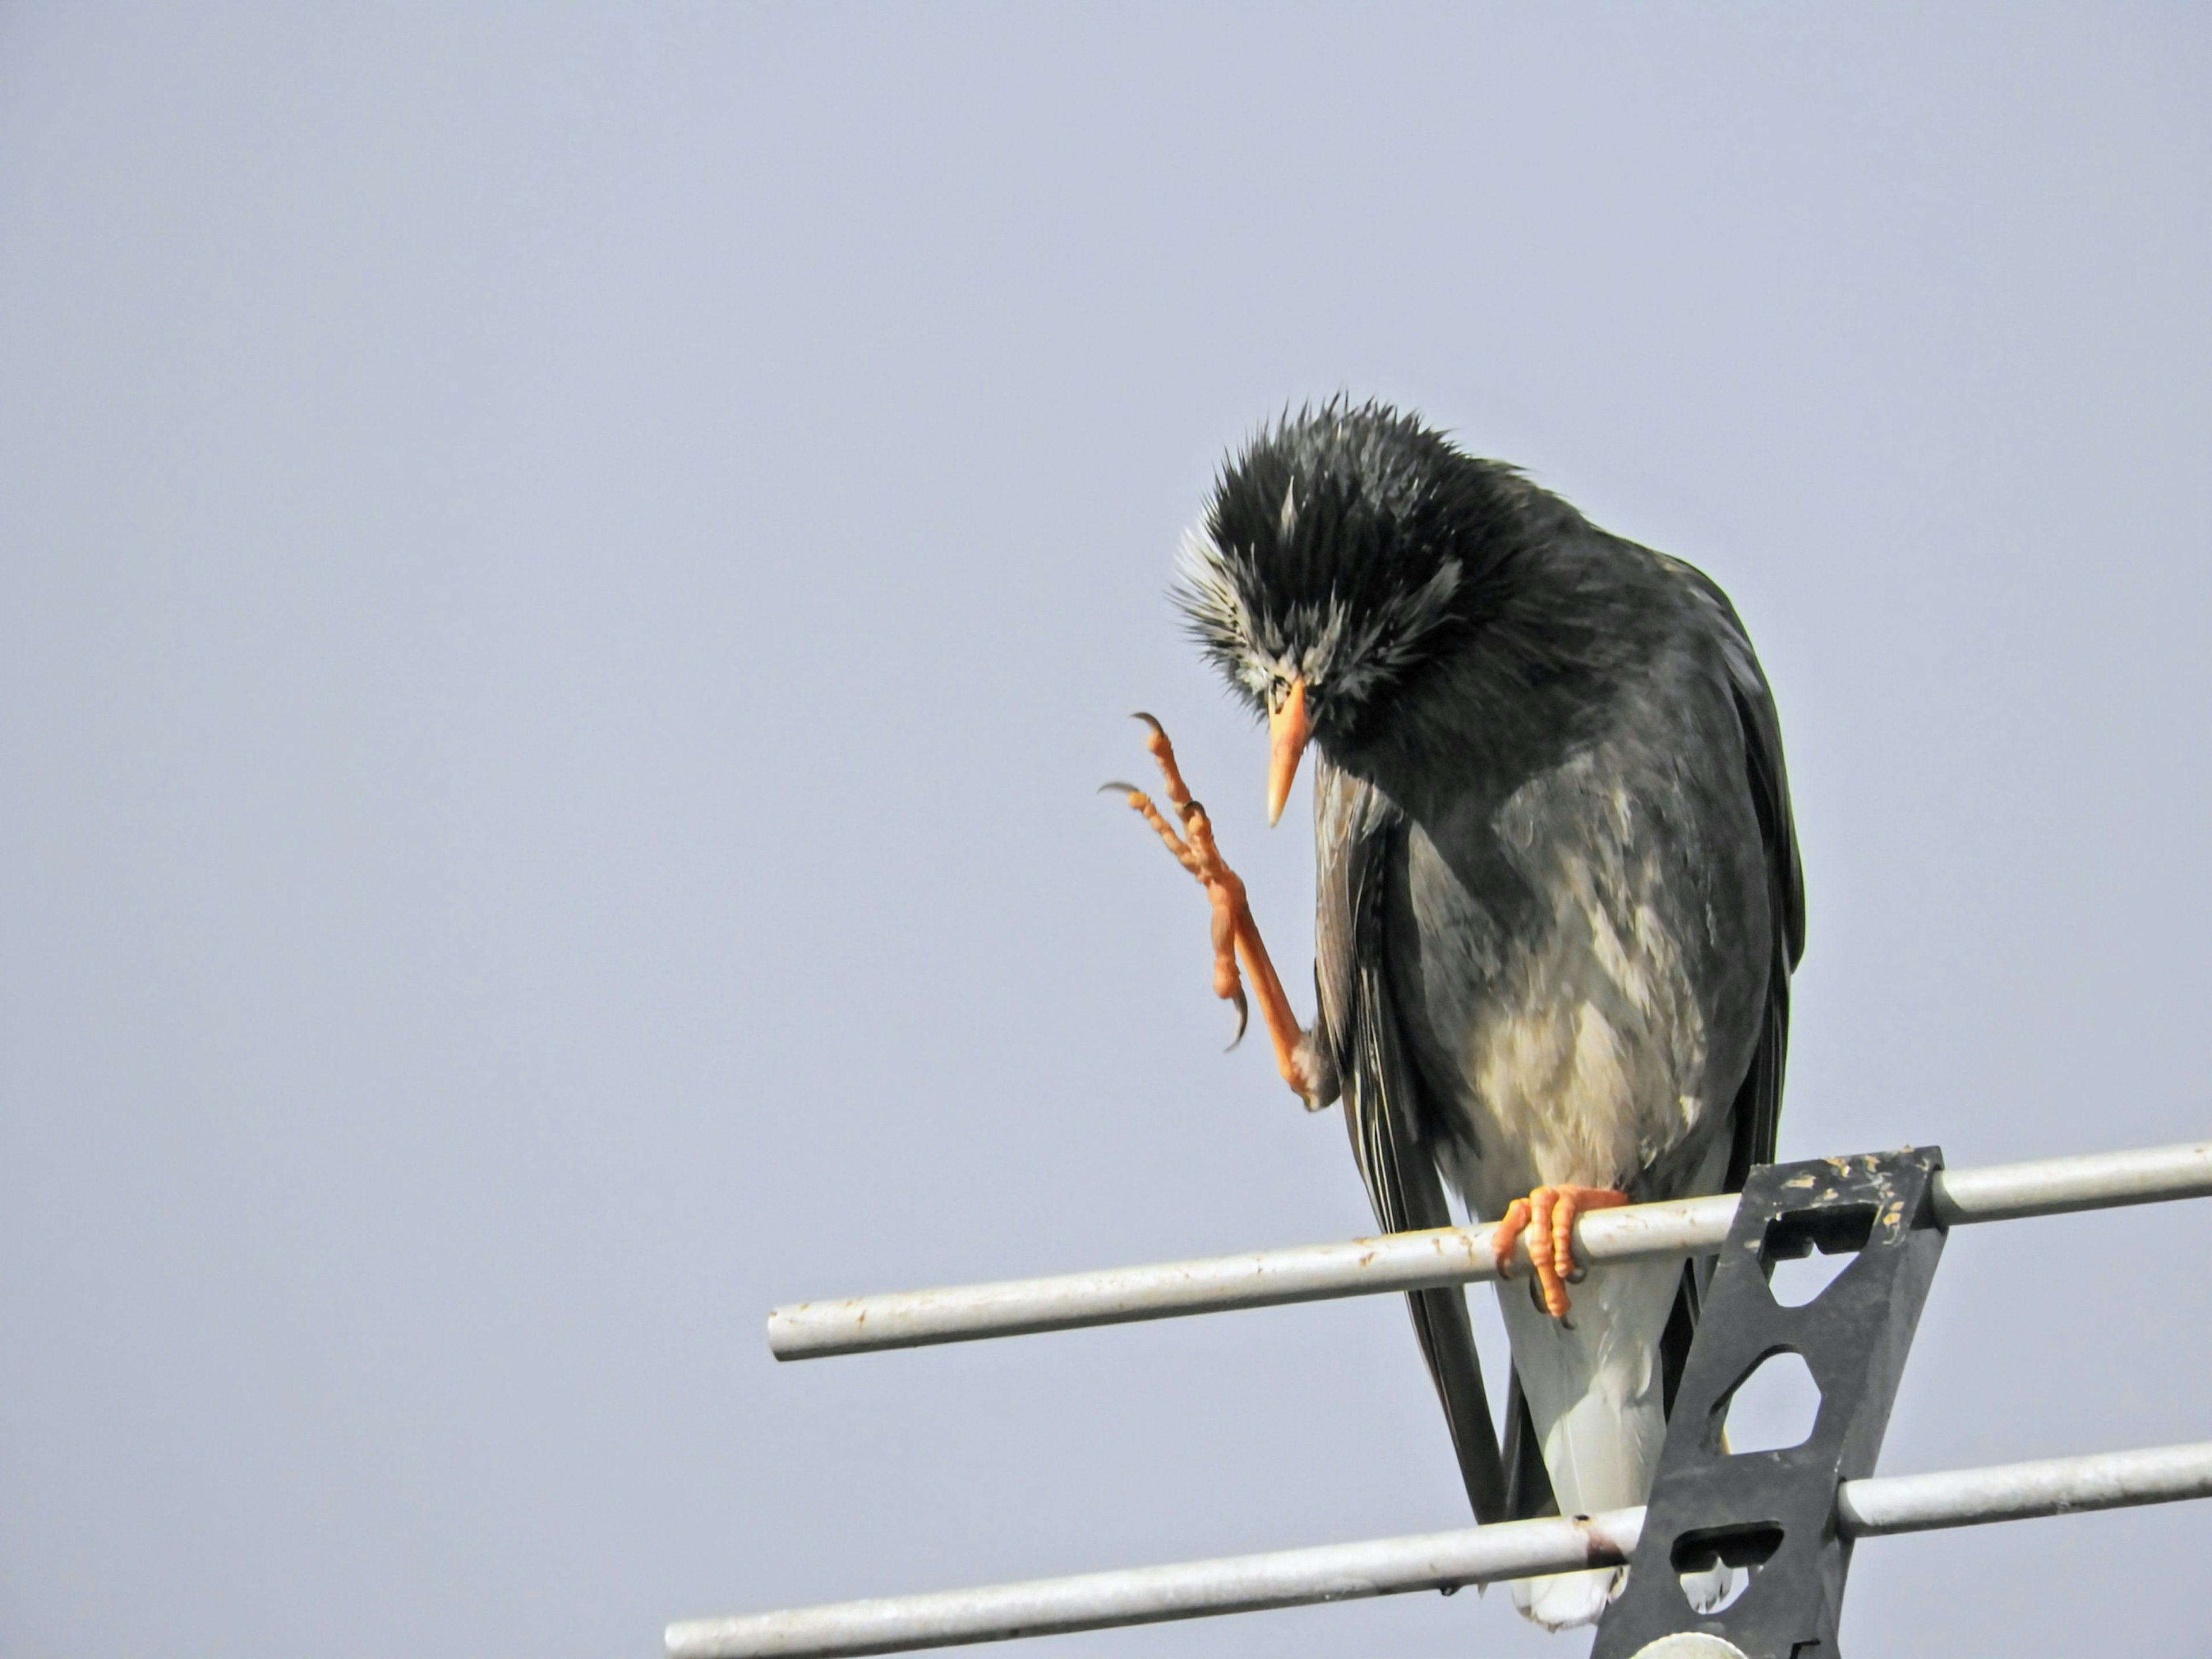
[
  {"left": 1659, "top": 1256, "right": 1706, "bottom": 1420},
  {"left": 1344, "top": 961, "right": 1509, "bottom": 1523},
  {"left": 1405, "top": 1280, "right": 1510, "bottom": 1522}
]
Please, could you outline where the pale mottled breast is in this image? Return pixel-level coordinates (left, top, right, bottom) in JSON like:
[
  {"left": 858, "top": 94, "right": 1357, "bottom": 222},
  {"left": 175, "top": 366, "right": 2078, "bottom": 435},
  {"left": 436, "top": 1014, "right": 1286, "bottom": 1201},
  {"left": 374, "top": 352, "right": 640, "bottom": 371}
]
[
  {"left": 1400, "top": 730, "right": 1768, "bottom": 1220},
  {"left": 1331, "top": 611, "right": 1774, "bottom": 1221}
]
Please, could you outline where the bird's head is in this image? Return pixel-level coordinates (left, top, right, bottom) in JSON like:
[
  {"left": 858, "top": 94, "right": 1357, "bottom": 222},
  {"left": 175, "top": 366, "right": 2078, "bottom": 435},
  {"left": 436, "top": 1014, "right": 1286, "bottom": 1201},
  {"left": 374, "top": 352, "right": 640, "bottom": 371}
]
[{"left": 1176, "top": 400, "right": 1524, "bottom": 824}]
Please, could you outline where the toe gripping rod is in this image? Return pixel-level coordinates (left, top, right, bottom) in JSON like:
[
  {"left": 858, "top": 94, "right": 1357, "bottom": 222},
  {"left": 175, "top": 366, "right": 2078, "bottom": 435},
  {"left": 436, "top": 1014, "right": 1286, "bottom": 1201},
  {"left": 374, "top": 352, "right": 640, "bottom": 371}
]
[{"left": 1592, "top": 1147, "right": 1946, "bottom": 1659}]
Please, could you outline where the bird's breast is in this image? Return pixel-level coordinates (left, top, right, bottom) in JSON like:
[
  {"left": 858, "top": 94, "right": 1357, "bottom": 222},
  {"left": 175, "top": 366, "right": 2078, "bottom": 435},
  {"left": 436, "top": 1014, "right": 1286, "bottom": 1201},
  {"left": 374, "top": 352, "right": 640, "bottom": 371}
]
[{"left": 1384, "top": 748, "right": 1753, "bottom": 1222}]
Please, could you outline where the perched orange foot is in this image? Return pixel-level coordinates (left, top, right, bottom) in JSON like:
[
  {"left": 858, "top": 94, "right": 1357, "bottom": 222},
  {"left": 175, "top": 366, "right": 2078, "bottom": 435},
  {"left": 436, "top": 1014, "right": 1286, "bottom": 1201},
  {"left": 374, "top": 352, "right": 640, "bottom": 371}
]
[
  {"left": 1104, "top": 714, "right": 1311, "bottom": 1099},
  {"left": 1491, "top": 1185, "right": 1632, "bottom": 1320}
]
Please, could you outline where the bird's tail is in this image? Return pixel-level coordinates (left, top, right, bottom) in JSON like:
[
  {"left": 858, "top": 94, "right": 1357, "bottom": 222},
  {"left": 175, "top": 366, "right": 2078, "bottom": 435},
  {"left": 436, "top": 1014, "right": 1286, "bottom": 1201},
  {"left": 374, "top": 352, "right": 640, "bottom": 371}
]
[{"left": 1497, "top": 1253, "right": 1694, "bottom": 1630}]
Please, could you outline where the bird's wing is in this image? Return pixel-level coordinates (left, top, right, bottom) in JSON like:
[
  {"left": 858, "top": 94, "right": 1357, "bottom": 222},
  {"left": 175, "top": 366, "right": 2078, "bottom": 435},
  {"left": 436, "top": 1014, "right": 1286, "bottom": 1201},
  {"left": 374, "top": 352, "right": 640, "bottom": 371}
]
[
  {"left": 1312, "top": 756, "right": 1513, "bottom": 1524},
  {"left": 1678, "top": 566, "right": 1804, "bottom": 1187},
  {"left": 1647, "top": 554, "right": 1803, "bottom": 1184},
  {"left": 1639, "top": 559, "right": 1806, "bottom": 1433}
]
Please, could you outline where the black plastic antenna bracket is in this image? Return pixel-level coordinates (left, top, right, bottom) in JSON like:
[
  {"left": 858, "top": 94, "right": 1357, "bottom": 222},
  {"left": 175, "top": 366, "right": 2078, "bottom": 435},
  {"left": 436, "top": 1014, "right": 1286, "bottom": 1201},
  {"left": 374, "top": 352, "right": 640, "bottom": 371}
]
[{"left": 1591, "top": 1146, "right": 1948, "bottom": 1659}]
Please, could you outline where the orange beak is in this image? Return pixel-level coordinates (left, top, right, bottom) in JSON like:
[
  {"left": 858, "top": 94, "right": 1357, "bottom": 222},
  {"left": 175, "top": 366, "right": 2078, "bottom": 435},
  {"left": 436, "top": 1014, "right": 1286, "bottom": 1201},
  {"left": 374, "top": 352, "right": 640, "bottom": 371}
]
[{"left": 1266, "top": 676, "right": 1310, "bottom": 827}]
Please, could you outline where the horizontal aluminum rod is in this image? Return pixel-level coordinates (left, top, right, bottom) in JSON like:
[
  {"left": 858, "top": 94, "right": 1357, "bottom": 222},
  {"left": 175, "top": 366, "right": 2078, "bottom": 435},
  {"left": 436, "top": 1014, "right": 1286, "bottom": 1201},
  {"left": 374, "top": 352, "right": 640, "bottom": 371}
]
[
  {"left": 666, "top": 1440, "right": 2212, "bottom": 1659},
  {"left": 769, "top": 1139, "right": 2211, "bottom": 1360},
  {"left": 1834, "top": 1439, "right": 2212, "bottom": 1536},
  {"left": 669, "top": 1510, "right": 1649, "bottom": 1659},
  {"left": 768, "top": 1197, "right": 1733, "bottom": 1359}
]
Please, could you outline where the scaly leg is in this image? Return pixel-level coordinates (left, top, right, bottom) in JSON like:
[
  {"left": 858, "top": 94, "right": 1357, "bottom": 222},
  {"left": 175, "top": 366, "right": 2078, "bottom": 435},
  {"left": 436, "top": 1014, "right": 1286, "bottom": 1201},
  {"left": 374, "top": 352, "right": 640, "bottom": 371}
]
[
  {"left": 1491, "top": 1185, "right": 1632, "bottom": 1320},
  {"left": 1104, "top": 714, "right": 1312, "bottom": 1100}
]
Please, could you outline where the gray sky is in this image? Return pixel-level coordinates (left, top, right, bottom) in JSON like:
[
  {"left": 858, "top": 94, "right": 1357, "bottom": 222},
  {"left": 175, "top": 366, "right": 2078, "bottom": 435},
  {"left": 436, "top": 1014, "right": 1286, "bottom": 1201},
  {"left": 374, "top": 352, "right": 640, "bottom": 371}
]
[{"left": 3, "top": 5, "right": 2209, "bottom": 1656}]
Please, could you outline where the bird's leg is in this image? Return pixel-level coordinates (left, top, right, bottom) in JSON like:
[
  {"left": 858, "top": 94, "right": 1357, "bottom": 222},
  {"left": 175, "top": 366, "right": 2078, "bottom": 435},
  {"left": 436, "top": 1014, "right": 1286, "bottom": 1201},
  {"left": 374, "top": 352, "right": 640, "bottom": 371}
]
[
  {"left": 1105, "top": 714, "right": 1312, "bottom": 1100},
  {"left": 1490, "top": 1185, "right": 1632, "bottom": 1321}
]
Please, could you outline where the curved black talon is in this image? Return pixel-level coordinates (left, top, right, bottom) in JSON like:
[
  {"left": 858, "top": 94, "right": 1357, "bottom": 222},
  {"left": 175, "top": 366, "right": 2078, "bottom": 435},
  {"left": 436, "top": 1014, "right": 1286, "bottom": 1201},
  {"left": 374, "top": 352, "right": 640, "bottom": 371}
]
[
  {"left": 1099, "top": 781, "right": 1144, "bottom": 797},
  {"left": 1226, "top": 985, "right": 1249, "bottom": 1050},
  {"left": 1131, "top": 711, "right": 1165, "bottom": 736}
]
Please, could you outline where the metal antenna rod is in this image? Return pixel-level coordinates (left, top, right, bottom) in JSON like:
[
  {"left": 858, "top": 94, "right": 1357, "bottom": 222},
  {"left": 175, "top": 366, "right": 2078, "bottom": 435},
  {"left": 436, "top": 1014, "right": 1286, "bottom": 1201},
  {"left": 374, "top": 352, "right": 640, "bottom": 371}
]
[
  {"left": 666, "top": 1440, "right": 2212, "bottom": 1659},
  {"left": 768, "top": 1139, "right": 2212, "bottom": 1360}
]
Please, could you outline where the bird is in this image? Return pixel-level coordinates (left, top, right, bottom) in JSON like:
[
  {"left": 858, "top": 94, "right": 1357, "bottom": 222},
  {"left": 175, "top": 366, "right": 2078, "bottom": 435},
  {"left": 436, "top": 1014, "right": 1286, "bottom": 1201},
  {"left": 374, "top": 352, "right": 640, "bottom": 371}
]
[{"left": 1108, "top": 400, "right": 1803, "bottom": 1630}]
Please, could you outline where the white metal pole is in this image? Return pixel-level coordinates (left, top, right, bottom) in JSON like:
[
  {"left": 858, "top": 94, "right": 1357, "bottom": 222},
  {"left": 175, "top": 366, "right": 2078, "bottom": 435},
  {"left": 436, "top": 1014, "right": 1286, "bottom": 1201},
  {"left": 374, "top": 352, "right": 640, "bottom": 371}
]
[
  {"left": 665, "top": 1440, "right": 2212, "bottom": 1659},
  {"left": 769, "top": 1195, "right": 1732, "bottom": 1359},
  {"left": 669, "top": 1510, "right": 1647, "bottom": 1659},
  {"left": 768, "top": 1140, "right": 2212, "bottom": 1361},
  {"left": 1834, "top": 1440, "right": 2212, "bottom": 1536}
]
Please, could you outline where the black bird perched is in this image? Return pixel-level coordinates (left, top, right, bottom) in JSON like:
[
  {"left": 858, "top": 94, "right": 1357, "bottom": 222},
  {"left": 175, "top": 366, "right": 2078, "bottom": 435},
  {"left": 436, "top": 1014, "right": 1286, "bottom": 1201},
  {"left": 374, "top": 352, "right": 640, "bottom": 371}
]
[{"left": 1110, "top": 401, "right": 1802, "bottom": 1630}]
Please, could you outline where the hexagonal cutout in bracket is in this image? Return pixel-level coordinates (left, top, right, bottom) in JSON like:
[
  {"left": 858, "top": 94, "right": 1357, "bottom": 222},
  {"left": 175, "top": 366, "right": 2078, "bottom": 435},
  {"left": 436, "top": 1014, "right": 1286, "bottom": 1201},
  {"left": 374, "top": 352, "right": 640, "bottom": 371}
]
[{"left": 1717, "top": 1349, "right": 1821, "bottom": 1454}]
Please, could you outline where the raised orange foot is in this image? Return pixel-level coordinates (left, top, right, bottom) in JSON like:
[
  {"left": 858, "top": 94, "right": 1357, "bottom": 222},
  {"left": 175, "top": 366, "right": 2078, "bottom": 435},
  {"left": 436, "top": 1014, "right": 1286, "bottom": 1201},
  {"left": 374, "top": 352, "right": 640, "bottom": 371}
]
[
  {"left": 1491, "top": 1185, "right": 1632, "bottom": 1320},
  {"left": 1105, "top": 714, "right": 1310, "bottom": 1100}
]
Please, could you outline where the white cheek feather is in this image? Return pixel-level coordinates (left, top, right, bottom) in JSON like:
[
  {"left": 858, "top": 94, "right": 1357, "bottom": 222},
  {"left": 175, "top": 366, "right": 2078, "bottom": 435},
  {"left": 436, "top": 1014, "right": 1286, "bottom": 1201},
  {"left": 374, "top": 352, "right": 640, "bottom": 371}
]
[{"left": 1172, "top": 518, "right": 1467, "bottom": 708}]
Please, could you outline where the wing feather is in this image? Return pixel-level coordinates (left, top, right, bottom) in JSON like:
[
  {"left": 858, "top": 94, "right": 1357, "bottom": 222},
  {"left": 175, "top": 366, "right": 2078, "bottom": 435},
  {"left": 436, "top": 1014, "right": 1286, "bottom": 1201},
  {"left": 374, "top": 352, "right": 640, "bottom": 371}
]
[
  {"left": 1650, "top": 561, "right": 1808, "bottom": 1406},
  {"left": 1718, "top": 619, "right": 1802, "bottom": 1187},
  {"left": 1313, "top": 757, "right": 1514, "bottom": 1524},
  {"left": 1657, "top": 556, "right": 1802, "bottom": 1182}
]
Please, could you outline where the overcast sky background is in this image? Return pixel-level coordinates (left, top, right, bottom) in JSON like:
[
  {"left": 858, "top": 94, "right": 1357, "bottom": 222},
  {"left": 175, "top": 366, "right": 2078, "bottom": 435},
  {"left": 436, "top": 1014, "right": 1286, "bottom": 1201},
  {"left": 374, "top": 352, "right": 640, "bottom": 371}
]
[{"left": 3, "top": 6, "right": 2210, "bottom": 1656}]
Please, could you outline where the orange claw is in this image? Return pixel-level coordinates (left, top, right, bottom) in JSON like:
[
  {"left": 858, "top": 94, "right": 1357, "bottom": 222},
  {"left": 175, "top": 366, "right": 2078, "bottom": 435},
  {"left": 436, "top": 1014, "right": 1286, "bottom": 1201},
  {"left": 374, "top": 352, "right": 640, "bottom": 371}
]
[
  {"left": 1107, "top": 715, "right": 1309, "bottom": 1096},
  {"left": 1490, "top": 1185, "right": 1631, "bottom": 1320}
]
